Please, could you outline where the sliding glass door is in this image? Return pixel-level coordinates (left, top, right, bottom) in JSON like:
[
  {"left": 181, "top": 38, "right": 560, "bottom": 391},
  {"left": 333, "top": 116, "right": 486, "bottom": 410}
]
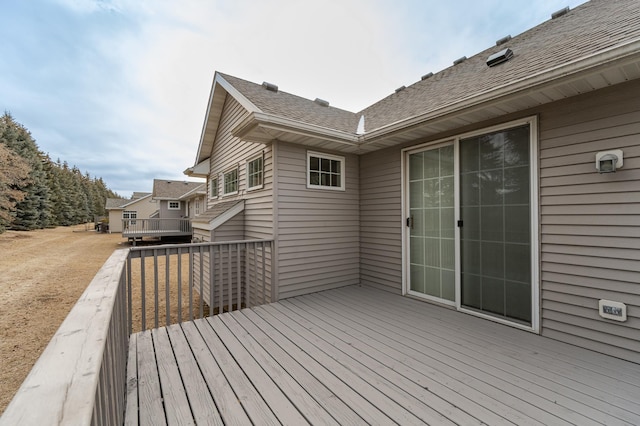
[
  {"left": 459, "top": 125, "right": 531, "bottom": 325},
  {"left": 408, "top": 143, "right": 455, "bottom": 303},
  {"left": 406, "top": 122, "right": 534, "bottom": 327}
]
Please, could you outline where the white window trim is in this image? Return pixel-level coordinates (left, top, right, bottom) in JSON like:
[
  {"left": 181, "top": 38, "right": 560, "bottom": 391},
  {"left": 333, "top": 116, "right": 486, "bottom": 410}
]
[
  {"left": 306, "top": 150, "right": 346, "bottom": 191},
  {"left": 210, "top": 176, "right": 219, "bottom": 199},
  {"left": 168, "top": 201, "right": 181, "bottom": 210},
  {"left": 222, "top": 166, "right": 239, "bottom": 196},
  {"left": 123, "top": 210, "right": 137, "bottom": 225},
  {"left": 246, "top": 152, "right": 265, "bottom": 191}
]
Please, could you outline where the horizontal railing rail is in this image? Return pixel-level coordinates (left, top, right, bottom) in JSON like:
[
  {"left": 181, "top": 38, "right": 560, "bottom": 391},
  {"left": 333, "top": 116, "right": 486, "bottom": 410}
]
[
  {"left": 121, "top": 218, "right": 192, "bottom": 235},
  {"left": 0, "top": 249, "right": 130, "bottom": 426},
  {"left": 126, "top": 239, "right": 273, "bottom": 333},
  {"left": 1, "top": 239, "right": 274, "bottom": 425}
]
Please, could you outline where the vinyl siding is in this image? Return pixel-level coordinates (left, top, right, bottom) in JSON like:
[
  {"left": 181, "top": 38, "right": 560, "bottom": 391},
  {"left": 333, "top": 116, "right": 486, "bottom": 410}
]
[
  {"left": 159, "top": 200, "right": 184, "bottom": 219},
  {"left": 109, "top": 197, "right": 158, "bottom": 233},
  {"left": 193, "top": 94, "right": 274, "bottom": 309},
  {"left": 538, "top": 79, "right": 640, "bottom": 363},
  {"left": 359, "top": 147, "right": 403, "bottom": 293},
  {"left": 275, "top": 141, "right": 360, "bottom": 299},
  {"left": 357, "top": 79, "right": 640, "bottom": 362},
  {"left": 205, "top": 95, "right": 274, "bottom": 242}
]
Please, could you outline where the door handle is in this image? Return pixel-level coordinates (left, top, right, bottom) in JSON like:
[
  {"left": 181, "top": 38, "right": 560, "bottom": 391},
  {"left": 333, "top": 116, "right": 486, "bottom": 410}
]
[{"left": 406, "top": 216, "right": 414, "bottom": 229}]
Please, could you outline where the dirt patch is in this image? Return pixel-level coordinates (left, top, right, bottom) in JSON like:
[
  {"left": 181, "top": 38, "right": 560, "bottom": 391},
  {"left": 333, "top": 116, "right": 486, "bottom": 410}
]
[{"left": 0, "top": 225, "right": 124, "bottom": 414}]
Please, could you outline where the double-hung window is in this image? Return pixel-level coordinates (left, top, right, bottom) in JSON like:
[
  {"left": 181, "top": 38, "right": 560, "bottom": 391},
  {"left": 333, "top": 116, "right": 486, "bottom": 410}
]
[
  {"left": 223, "top": 167, "right": 239, "bottom": 195},
  {"left": 307, "top": 151, "right": 345, "bottom": 190},
  {"left": 247, "top": 153, "right": 264, "bottom": 191}
]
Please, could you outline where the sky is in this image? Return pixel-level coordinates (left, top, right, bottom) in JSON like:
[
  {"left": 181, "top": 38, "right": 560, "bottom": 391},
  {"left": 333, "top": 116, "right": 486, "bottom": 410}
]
[{"left": 1, "top": 0, "right": 587, "bottom": 197}]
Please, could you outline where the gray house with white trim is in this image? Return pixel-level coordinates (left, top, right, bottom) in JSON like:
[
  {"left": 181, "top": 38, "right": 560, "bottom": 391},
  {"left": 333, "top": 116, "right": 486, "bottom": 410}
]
[
  {"left": 151, "top": 179, "right": 205, "bottom": 220},
  {"left": 186, "top": 0, "right": 640, "bottom": 363}
]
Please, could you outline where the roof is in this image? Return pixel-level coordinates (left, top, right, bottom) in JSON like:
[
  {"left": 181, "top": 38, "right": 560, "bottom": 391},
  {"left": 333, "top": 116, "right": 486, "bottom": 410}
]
[
  {"left": 360, "top": 0, "right": 640, "bottom": 132},
  {"left": 152, "top": 179, "right": 204, "bottom": 200},
  {"left": 131, "top": 192, "right": 151, "bottom": 200},
  {"left": 106, "top": 193, "right": 154, "bottom": 210},
  {"left": 105, "top": 198, "right": 129, "bottom": 210},
  {"left": 192, "top": 200, "right": 245, "bottom": 231},
  {"left": 179, "top": 183, "right": 206, "bottom": 201},
  {"left": 194, "top": 0, "right": 640, "bottom": 161},
  {"left": 218, "top": 73, "right": 360, "bottom": 134}
]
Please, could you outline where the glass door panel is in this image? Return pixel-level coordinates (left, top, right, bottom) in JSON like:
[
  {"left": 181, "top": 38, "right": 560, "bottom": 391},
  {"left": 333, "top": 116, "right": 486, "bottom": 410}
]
[
  {"left": 408, "top": 144, "right": 455, "bottom": 302},
  {"left": 459, "top": 125, "right": 531, "bottom": 324}
]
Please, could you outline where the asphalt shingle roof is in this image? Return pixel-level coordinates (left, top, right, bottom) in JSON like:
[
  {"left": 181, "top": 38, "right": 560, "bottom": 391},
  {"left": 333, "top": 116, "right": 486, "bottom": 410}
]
[
  {"left": 360, "top": 0, "right": 640, "bottom": 131},
  {"left": 193, "top": 199, "right": 243, "bottom": 224},
  {"left": 219, "top": 73, "right": 360, "bottom": 134},
  {"left": 218, "top": 0, "right": 640, "bottom": 136},
  {"left": 152, "top": 180, "right": 204, "bottom": 199},
  {"left": 105, "top": 198, "right": 129, "bottom": 209}
]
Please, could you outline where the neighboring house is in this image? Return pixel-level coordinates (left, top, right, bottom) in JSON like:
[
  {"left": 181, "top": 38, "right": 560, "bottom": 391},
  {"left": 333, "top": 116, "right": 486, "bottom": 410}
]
[
  {"left": 186, "top": 0, "right": 640, "bottom": 363},
  {"left": 104, "top": 192, "right": 156, "bottom": 233},
  {"left": 182, "top": 183, "right": 207, "bottom": 219},
  {"left": 151, "top": 179, "right": 205, "bottom": 219}
]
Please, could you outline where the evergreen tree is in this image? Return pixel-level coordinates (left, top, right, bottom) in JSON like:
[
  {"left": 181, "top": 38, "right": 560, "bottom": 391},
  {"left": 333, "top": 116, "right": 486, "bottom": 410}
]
[
  {"left": 1, "top": 113, "right": 120, "bottom": 231},
  {"left": 1, "top": 113, "right": 51, "bottom": 230},
  {"left": 0, "top": 143, "right": 30, "bottom": 232}
]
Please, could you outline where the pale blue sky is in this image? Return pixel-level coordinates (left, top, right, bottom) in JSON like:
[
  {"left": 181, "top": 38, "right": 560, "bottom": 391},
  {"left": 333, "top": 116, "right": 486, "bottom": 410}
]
[{"left": 0, "top": 0, "right": 586, "bottom": 196}]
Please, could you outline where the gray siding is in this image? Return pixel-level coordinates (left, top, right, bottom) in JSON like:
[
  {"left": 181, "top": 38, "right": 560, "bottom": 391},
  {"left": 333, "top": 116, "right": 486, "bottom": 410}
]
[
  {"left": 212, "top": 213, "right": 245, "bottom": 242},
  {"left": 359, "top": 147, "right": 403, "bottom": 293},
  {"left": 275, "top": 141, "right": 360, "bottom": 299},
  {"left": 358, "top": 79, "right": 640, "bottom": 363},
  {"left": 159, "top": 200, "right": 184, "bottom": 219},
  {"left": 538, "top": 79, "right": 640, "bottom": 363},
  {"left": 206, "top": 95, "right": 273, "bottom": 242}
]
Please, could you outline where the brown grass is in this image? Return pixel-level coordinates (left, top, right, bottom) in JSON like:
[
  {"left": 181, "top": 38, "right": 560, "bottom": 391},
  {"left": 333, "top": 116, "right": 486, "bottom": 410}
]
[
  {"left": 128, "top": 253, "right": 210, "bottom": 333},
  {"left": 0, "top": 225, "right": 123, "bottom": 414}
]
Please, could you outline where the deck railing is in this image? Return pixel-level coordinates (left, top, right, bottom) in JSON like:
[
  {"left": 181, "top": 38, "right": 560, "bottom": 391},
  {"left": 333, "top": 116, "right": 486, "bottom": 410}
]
[
  {"left": 0, "top": 239, "right": 273, "bottom": 425},
  {"left": 126, "top": 239, "right": 273, "bottom": 333},
  {"left": 121, "top": 218, "right": 192, "bottom": 235},
  {"left": 0, "top": 249, "right": 130, "bottom": 426}
]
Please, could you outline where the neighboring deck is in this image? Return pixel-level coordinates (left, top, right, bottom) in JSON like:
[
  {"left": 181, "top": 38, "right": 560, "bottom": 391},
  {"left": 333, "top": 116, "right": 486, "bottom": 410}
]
[
  {"left": 122, "top": 218, "right": 192, "bottom": 244},
  {"left": 125, "top": 285, "right": 640, "bottom": 425}
]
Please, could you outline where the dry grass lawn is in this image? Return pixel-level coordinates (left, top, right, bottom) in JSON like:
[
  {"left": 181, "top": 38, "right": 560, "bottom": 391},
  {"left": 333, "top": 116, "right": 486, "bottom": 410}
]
[
  {"left": 0, "top": 226, "right": 215, "bottom": 415},
  {"left": 0, "top": 225, "right": 123, "bottom": 414}
]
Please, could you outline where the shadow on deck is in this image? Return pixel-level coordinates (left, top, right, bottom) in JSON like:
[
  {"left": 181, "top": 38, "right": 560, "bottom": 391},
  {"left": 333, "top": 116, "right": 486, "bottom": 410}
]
[{"left": 126, "top": 285, "right": 640, "bottom": 425}]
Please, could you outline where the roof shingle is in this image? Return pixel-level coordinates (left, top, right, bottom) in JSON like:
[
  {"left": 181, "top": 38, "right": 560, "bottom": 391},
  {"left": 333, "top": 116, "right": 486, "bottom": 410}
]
[{"left": 152, "top": 180, "right": 204, "bottom": 199}]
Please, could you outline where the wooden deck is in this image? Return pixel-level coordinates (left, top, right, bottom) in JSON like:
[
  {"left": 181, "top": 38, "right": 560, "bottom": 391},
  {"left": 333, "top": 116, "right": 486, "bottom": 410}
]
[
  {"left": 125, "top": 285, "right": 640, "bottom": 425},
  {"left": 122, "top": 218, "right": 192, "bottom": 244}
]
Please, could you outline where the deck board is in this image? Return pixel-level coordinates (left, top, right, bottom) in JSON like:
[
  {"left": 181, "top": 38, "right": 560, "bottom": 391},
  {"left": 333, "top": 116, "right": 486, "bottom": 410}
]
[
  {"left": 325, "top": 288, "right": 640, "bottom": 420},
  {"left": 151, "top": 328, "right": 193, "bottom": 425},
  {"left": 126, "top": 285, "right": 640, "bottom": 425}
]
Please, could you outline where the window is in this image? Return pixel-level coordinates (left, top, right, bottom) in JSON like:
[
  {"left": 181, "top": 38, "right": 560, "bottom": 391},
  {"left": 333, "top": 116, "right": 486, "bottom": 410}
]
[
  {"left": 307, "top": 151, "right": 345, "bottom": 190},
  {"left": 223, "top": 167, "right": 239, "bottom": 195},
  {"left": 123, "top": 211, "right": 137, "bottom": 226},
  {"left": 210, "top": 177, "right": 219, "bottom": 198},
  {"left": 247, "top": 153, "right": 264, "bottom": 190},
  {"left": 168, "top": 201, "right": 180, "bottom": 210},
  {"left": 195, "top": 199, "right": 201, "bottom": 215}
]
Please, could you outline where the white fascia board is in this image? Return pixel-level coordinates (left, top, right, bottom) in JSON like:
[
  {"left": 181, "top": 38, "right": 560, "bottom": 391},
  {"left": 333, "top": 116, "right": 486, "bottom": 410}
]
[
  {"left": 194, "top": 72, "right": 262, "bottom": 166},
  {"left": 192, "top": 200, "right": 245, "bottom": 231},
  {"left": 215, "top": 74, "right": 261, "bottom": 114},
  {"left": 184, "top": 159, "right": 210, "bottom": 177},
  {"left": 362, "top": 37, "right": 640, "bottom": 143},
  {"left": 233, "top": 111, "right": 360, "bottom": 147},
  {"left": 121, "top": 193, "right": 153, "bottom": 208},
  {"left": 179, "top": 185, "right": 206, "bottom": 200}
]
